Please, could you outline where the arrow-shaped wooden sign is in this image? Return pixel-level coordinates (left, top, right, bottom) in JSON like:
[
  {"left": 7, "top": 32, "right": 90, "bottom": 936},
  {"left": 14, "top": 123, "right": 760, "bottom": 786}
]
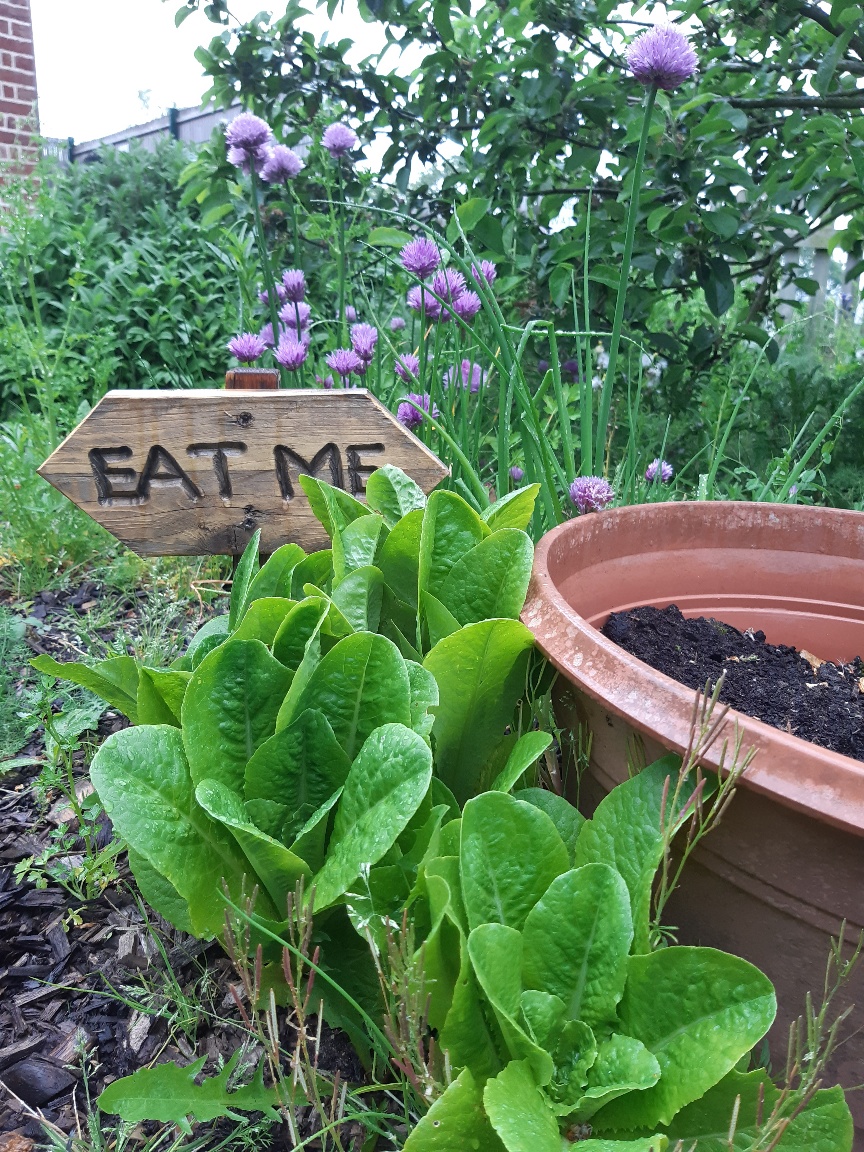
[{"left": 38, "top": 389, "right": 449, "bottom": 556}]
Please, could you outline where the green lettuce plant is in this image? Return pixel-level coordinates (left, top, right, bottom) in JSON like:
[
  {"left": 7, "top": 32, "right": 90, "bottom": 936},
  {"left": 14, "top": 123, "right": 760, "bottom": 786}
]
[
  {"left": 32, "top": 468, "right": 545, "bottom": 965},
  {"left": 403, "top": 759, "right": 854, "bottom": 1151}
]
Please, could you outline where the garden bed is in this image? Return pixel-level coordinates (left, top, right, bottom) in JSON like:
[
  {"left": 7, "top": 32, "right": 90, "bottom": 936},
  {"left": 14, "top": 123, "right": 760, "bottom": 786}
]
[{"left": 603, "top": 604, "right": 864, "bottom": 762}]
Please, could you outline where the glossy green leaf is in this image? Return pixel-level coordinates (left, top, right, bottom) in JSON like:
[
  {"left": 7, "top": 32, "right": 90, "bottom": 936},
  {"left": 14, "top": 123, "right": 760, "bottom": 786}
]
[
  {"left": 572, "top": 1139, "right": 667, "bottom": 1151},
  {"left": 127, "top": 849, "right": 193, "bottom": 935},
  {"left": 438, "top": 529, "right": 533, "bottom": 625},
  {"left": 366, "top": 464, "right": 427, "bottom": 527},
  {"left": 575, "top": 1034, "right": 661, "bottom": 1119},
  {"left": 367, "top": 225, "right": 413, "bottom": 248},
  {"left": 244, "top": 708, "right": 350, "bottom": 831},
  {"left": 280, "top": 631, "right": 411, "bottom": 760},
  {"left": 484, "top": 1060, "right": 561, "bottom": 1152},
  {"left": 522, "top": 864, "right": 632, "bottom": 1030},
  {"left": 311, "top": 722, "right": 433, "bottom": 909},
  {"left": 272, "top": 596, "right": 329, "bottom": 671},
  {"left": 182, "top": 639, "right": 293, "bottom": 792},
  {"left": 419, "top": 489, "right": 488, "bottom": 602},
  {"left": 31, "top": 654, "right": 139, "bottom": 722},
  {"left": 244, "top": 543, "right": 305, "bottom": 603},
  {"left": 378, "top": 507, "right": 423, "bottom": 609},
  {"left": 406, "top": 659, "right": 439, "bottom": 738},
  {"left": 90, "top": 725, "right": 265, "bottom": 936},
  {"left": 422, "top": 590, "right": 461, "bottom": 648},
  {"left": 136, "top": 668, "right": 191, "bottom": 726},
  {"left": 481, "top": 485, "right": 541, "bottom": 531},
  {"left": 424, "top": 619, "right": 534, "bottom": 804},
  {"left": 331, "top": 565, "right": 384, "bottom": 632},
  {"left": 333, "top": 513, "right": 385, "bottom": 580},
  {"left": 98, "top": 1051, "right": 281, "bottom": 1129},
  {"left": 573, "top": 756, "right": 696, "bottom": 953},
  {"left": 195, "top": 778, "right": 311, "bottom": 910},
  {"left": 593, "top": 948, "right": 776, "bottom": 1130},
  {"left": 664, "top": 1070, "right": 852, "bottom": 1151},
  {"left": 290, "top": 550, "right": 333, "bottom": 599},
  {"left": 518, "top": 789, "right": 584, "bottom": 863},
  {"left": 403, "top": 1068, "right": 506, "bottom": 1152},
  {"left": 231, "top": 597, "right": 296, "bottom": 644},
  {"left": 547, "top": 1019, "right": 598, "bottom": 1110},
  {"left": 469, "top": 923, "right": 553, "bottom": 1081},
  {"left": 228, "top": 528, "right": 261, "bottom": 630},
  {"left": 299, "top": 474, "right": 367, "bottom": 538},
  {"left": 186, "top": 615, "right": 229, "bottom": 669},
  {"left": 289, "top": 788, "right": 343, "bottom": 872},
  {"left": 461, "top": 791, "right": 569, "bottom": 931},
  {"left": 491, "top": 731, "right": 553, "bottom": 792}
]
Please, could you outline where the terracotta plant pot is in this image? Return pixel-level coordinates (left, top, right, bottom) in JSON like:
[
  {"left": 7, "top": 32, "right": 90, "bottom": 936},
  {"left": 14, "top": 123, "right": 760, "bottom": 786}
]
[{"left": 523, "top": 501, "right": 864, "bottom": 1142}]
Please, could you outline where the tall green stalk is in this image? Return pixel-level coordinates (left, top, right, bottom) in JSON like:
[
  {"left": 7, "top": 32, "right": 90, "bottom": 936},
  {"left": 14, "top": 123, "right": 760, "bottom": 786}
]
[
  {"left": 594, "top": 84, "right": 657, "bottom": 474},
  {"left": 248, "top": 166, "right": 288, "bottom": 388},
  {"left": 337, "top": 165, "right": 348, "bottom": 342}
]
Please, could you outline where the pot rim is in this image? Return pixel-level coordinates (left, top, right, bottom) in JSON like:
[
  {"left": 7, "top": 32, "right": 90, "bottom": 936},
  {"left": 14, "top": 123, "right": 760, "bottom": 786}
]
[{"left": 523, "top": 501, "right": 864, "bottom": 837}]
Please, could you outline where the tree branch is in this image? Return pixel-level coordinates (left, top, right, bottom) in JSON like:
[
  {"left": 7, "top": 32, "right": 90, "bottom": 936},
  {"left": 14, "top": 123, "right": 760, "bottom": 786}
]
[{"left": 727, "top": 93, "right": 864, "bottom": 109}]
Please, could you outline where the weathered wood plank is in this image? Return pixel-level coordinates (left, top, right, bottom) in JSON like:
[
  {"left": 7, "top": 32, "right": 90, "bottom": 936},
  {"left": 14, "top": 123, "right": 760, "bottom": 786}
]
[{"left": 38, "top": 389, "right": 448, "bottom": 556}]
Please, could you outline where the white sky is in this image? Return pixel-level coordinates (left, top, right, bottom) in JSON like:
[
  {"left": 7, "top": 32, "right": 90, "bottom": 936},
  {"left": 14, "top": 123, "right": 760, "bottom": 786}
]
[{"left": 31, "top": 0, "right": 388, "bottom": 143}]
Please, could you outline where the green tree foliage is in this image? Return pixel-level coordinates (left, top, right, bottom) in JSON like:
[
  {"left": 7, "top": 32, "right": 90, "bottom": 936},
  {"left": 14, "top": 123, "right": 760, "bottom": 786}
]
[{"left": 184, "top": 0, "right": 864, "bottom": 381}]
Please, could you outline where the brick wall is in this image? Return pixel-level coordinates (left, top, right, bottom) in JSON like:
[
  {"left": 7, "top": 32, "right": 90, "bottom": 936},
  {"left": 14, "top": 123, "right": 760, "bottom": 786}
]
[{"left": 0, "top": 0, "right": 38, "bottom": 171}]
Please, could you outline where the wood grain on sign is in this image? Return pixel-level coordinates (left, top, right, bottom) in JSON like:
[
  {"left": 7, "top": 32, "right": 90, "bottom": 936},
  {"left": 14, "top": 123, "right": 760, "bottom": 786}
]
[{"left": 38, "top": 389, "right": 449, "bottom": 556}]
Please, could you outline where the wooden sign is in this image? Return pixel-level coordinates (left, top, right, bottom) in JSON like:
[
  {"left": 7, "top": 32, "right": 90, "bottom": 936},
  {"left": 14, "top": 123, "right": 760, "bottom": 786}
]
[{"left": 38, "top": 389, "right": 449, "bottom": 556}]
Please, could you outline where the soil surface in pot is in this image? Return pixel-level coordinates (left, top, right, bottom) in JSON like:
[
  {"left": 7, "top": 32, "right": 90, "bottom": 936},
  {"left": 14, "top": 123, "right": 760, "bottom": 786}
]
[{"left": 604, "top": 604, "right": 864, "bottom": 762}]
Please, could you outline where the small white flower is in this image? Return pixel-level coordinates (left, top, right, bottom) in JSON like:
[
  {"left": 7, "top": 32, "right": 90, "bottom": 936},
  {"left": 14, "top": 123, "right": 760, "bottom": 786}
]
[
  {"left": 595, "top": 350, "right": 609, "bottom": 370},
  {"left": 641, "top": 352, "right": 652, "bottom": 369},
  {"left": 592, "top": 374, "right": 603, "bottom": 391},
  {"left": 856, "top": 348, "right": 864, "bottom": 363}
]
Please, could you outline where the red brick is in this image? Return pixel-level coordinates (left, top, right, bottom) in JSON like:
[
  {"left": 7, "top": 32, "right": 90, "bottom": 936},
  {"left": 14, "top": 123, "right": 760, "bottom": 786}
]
[
  {"left": 3, "top": 105, "right": 32, "bottom": 122},
  {"left": 0, "top": 2, "right": 31, "bottom": 17}
]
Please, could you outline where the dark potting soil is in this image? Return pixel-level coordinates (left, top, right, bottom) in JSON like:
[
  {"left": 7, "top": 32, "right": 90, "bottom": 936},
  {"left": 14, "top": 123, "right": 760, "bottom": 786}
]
[{"left": 603, "top": 604, "right": 864, "bottom": 763}]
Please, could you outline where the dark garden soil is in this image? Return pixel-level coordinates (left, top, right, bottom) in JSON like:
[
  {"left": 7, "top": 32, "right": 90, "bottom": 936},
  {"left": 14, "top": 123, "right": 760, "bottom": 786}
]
[
  {"left": 0, "top": 584, "right": 364, "bottom": 1146},
  {"left": 603, "top": 604, "right": 864, "bottom": 762}
]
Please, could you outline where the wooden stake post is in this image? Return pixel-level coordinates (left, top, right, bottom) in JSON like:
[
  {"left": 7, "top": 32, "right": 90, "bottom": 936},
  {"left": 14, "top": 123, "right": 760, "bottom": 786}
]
[{"left": 38, "top": 387, "right": 449, "bottom": 557}]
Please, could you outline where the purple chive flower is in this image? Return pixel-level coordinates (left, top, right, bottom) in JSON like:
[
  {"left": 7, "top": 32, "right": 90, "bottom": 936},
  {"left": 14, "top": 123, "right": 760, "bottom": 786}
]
[
  {"left": 395, "top": 352, "right": 420, "bottom": 382},
  {"left": 227, "top": 143, "right": 270, "bottom": 174},
  {"left": 444, "top": 359, "right": 487, "bottom": 393},
  {"left": 509, "top": 466, "right": 524, "bottom": 482},
  {"left": 274, "top": 335, "right": 308, "bottom": 371},
  {"left": 258, "top": 322, "right": 277, "bottom": 349},
  {"left": 227, "top": 333, "right": 267, "bottom": 363},
  {"left": 407, "top": 285, "right": 442, "bottom": 321},
  {"left": 562, "top": 359, "right": 580, "bottom": 378},
  {"left": 400, "top": 236, "right": 441, "bottom": 279},
  {"left": 259, "top": 285, "right": 288, "bottom": 305},
  {"left": 350, "top": 322, "right": 378, "bottom": 362},
  {"left": 342, "top": 305, "right": 357, "bottom": 323},
  {"left": 316, "top": 374, "right": 334, "bottom": 389},
  {"left": 538, "top": 359, "right": 549, "bottom": 374},
  {"left": 326, "top": 348, "right": 363, "bottom": 381},
  {"left": 226, "top": 112, "right": 272, "bottom": 152},
  {"left": 471, "top": 260, "right": 497, "bottom": 287},
  {"left": 390, "top": 316, "right": 407, "bottom": 331},
  {"left": 225, "top": 113, "right": 272, "bottom": 175},
  {"left": 397, "top": 393, "right": 438, "bottom": 429},
  {"left": 322, "top": 122, "right": 358, "bottom": 158},
  {"left": 279, "top": 301, "right": 311, "bottom": 330},
  {"left": 281, "top": 269, "right": 306, "bottom": 302},
  {"left": 452, "top": 290, "right": 482, "bottom": 323},
  {"left": 627, "top": 25, "right": 698, "bottom": 91},
  {"left": 261, "top": 144, "right": 304, "bottom": 183},
  {"left": 645, "top": 458, "right": 674, "bottom": 484},
  {"left": 569, "top": 476, "right": 615, "bottom": 515},
  {"left": 431, "top": 267, "right": 466, "bottom": 304}
]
